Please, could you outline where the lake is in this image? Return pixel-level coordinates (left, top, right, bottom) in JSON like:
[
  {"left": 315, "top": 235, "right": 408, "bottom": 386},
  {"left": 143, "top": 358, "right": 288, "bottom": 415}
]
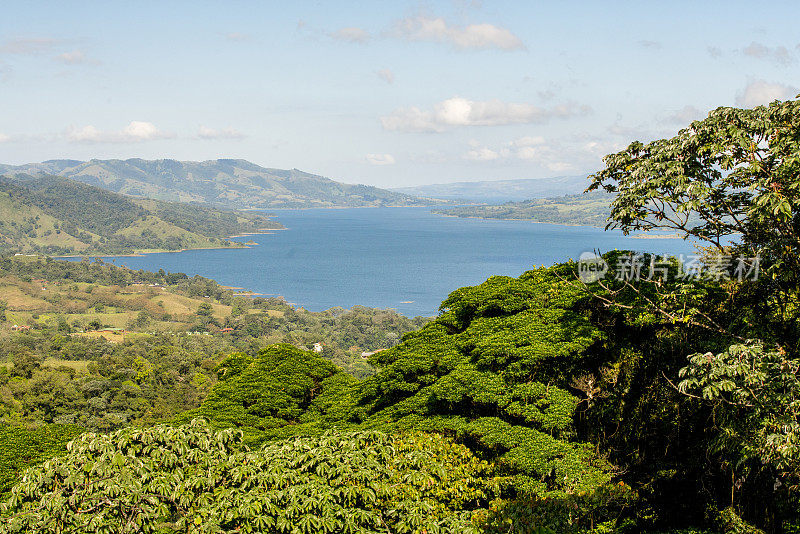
[{"left": 87, "top": 207, "right": 695, "bottom": 317}]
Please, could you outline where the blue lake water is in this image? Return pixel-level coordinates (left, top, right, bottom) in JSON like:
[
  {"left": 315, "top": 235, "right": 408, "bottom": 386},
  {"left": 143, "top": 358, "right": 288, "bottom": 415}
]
[{"left": 84, "top": 207, "right": 695, "bottom": 317}]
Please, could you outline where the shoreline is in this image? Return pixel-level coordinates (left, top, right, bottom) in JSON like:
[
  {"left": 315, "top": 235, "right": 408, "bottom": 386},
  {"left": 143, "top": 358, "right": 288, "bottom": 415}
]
[
  {"left": 51, "top": 229, "right": 286, "bottom": 259},
  {"left": 53, "top": 241, "right": 255, "bottom": 260}
]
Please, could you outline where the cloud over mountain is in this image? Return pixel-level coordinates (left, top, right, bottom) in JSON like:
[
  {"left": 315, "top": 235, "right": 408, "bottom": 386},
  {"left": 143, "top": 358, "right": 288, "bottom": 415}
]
[{"left": 65, "top": 121, "right": 174, "bottom": 143}]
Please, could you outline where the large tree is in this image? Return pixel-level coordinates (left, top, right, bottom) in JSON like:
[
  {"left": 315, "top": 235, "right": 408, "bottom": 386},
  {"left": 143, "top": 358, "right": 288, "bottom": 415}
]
[
  {"left": 589, "top": 96, "right": 800, "bottom": 350},
  {"left": 589, "top": 97, "right": 800, "bottom": 532}
]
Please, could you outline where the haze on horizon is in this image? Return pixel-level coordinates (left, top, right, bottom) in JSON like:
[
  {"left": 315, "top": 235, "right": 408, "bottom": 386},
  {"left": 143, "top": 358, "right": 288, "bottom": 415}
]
[{"left": 0, "top": 0, "right": 799, "bottom": 188}]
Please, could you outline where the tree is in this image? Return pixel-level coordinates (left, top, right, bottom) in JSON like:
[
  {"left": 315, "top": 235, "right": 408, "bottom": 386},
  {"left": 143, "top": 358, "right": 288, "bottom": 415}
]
[
  {"left": 0, "top": 300, "right": 6, "bottom": 322},
  {"left": 588, "top": 96, "right": 800, "bottom": 349},
  {"left": 134, "top": 310, "right": 151, "bottom": 328},
  {"left": 10, "top": 351, "right": 42, "bottom": 379},
  {"left": 178, "top": 344, "right": 357, "bottom": 445},
  {"left": 587, "top": 97, "right": 800, "bottom": 531},
  {"left": 196, "top": 302, "right": 213, "bottom": 317}
]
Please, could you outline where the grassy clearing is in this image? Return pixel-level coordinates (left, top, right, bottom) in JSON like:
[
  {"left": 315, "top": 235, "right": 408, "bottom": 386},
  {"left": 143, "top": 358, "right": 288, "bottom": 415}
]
[{"left": 0, "top": 273, "right": 232, "bottom": 334}]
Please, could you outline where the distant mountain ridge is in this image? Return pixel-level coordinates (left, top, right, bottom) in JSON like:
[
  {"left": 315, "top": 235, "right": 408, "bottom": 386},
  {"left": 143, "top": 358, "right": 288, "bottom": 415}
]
[
  {"left": 391, "top": 175, "right": 590, "bottom": 203},
  {"left": 0, "top": 159, "right": 435, "bottom": 209}
]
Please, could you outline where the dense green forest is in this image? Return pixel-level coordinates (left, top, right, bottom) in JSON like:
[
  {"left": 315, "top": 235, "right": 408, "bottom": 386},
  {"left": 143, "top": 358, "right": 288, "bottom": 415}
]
[
  {"left": 0, "top": 174, "right": 282, "bottom": 255},
  {"left": 3, "top": 98, "right": 800, "bottom": 533}
]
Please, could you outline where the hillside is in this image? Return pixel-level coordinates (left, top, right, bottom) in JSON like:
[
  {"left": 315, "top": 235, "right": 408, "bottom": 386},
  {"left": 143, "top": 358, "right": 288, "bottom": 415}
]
[
  {"left": 0, "top": 175, "right": 282, "bottom": 255},
  {"left": 0, "top": 159, "right": 437, "bottom": 209},
  {"left": 392, "top": 175, "right": 589, "bottom": 203},
  {"left": 433, "top": 189, "right": 612, "bottom": 226}
]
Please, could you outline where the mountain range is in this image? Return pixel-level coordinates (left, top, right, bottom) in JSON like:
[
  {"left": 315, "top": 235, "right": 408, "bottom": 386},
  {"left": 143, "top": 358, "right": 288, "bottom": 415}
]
[
  {"left": 391, "top": 175, "right": 590, "bottom": 203},
  {"left": 0, "top": 159, "right": 435, "bottom": 210}
]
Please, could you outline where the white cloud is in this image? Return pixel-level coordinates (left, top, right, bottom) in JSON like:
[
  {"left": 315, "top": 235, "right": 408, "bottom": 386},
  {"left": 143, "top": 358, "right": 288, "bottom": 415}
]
[
  {"left": 742, "top": 42, "right": 795, "bottom": 65},
  {"left": 365, "top": 153, "right": 395, "bottom": 165},
  {"left": 55, "top": 50, "right": 94, "bottom": 65},
  {"left": 460, "top": 134, "right": 626, "bottom": 174},
  {"left": 0, "top": 37, "right": 60, "bottom": 55},
  {"left": 464, "top": 147, "right": 501, "bottom": 161},
  {"left": 0, "top": 133, "right": 10, "bottom": 143},
  {"left": 65, "top": 121, "right": 174, "bottom": 143},
  {"left": 197, "top": 125, "right": 245, "bottom": 140},
  {"left": 735, "top": 79, "right": 799, "bottom": 108},
  {"left": 123, "top": 121, "right": 168, "bottom": 140},
  {"left": 381, "top": 97, "right": 590, "bottom": 132},
  {"left": 707, "top": 46, "right": 723, "bottom": 58},
  {"left": 377, "top": 68, "right": 394, "bottom": 84},
  {"left": 391, "top": 15, "right": 524, "bottom": 51},
  {"left": 331, "top": 27, "right": 371, "bottom": 43},
  {"left": 664, "top": 105, "right": 704, "bottom": 124}
]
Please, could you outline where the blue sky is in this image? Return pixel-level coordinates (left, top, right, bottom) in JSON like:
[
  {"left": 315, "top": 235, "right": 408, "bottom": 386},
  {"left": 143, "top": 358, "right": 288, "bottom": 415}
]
[{"left": 1, "top": 1, "right": 798, "bottom": 187}]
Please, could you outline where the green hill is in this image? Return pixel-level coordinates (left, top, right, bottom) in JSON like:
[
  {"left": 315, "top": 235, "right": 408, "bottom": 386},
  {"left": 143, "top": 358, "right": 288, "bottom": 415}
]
[
  {"left": 0, "top": 175, "right": 282, "bottom": 255},
  {"left": 0, "top": 158, "right": 438, "bottom": 209},
  {"left": 433, "top": 190, "right": 612, "bottom": 226}
]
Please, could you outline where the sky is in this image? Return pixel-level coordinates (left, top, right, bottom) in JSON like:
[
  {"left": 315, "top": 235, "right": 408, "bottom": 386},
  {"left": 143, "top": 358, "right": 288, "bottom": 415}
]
[{"left": 0, "top": 1, "right": 799, "bottom": 188}]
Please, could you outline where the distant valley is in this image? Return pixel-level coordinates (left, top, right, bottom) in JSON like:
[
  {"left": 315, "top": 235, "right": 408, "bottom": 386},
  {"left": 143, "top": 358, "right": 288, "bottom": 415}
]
[{"left": 0, "top": 158, "right": 438, "bottom": 210}]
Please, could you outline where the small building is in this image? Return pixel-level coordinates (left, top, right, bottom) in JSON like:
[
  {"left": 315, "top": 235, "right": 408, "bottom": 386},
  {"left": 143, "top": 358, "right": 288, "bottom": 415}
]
[
  {"left": 312, "top": 342, "right": 324, "bottom": 353},
  {"left": 11, "top": 325, "right": 31, "bottom": 331},
  {"left": 220, "top": 327, "right": 234, "bottom": 334}
]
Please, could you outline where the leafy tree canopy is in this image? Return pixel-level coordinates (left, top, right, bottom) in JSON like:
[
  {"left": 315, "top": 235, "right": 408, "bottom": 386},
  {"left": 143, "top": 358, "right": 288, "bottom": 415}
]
[
  {"left": 1, "top": 420, "right": 494, "bottom": 534},
  {"left": 588, "top": 97, "right": 800, "bottom": 347},
  {"left": 345, "top": 266, "right": 613, "bottom": 499},
  {"left": 178, "top": 344, "right": 358, "bottom": 445}
]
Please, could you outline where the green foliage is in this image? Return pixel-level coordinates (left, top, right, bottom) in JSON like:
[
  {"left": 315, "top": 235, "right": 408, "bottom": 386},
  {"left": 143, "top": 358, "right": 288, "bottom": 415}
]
[
  {"left": 477, "top": 484, "right": 637, "bottom": 534},
  {"left": 679, "top": 343, "right": 800, "bottom": 485},
  {"left": 714, "top": 507, "right": 766, "bottom": 534},
  {"left": 137, "top": 197, "right": 281, "bottom": 238},
  {"left": 179, "top": 344, "right": 357, "bottom": 444},
  {"left": 348, "top": 266, "right": 613, "bottom": 499},
  {"left": 0, "top": 420, "right": 493, "bottom": 533},
  {"left": 0, "top": 333, "right": 223, "bottom": 431},
  {"left": 195, "top": 302, "right": 213, "bottom": 317},
  {"left": 588, "top": 96, "right": 800, "bottom": 349},
  {"left": 0, "top": 424, "right": 83, "bottom": 499}
]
